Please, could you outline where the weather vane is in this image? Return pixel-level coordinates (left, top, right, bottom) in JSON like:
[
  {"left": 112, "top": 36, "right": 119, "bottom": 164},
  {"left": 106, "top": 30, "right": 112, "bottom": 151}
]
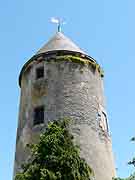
[{"left": 51, "top": 17, "right": 66, "bottom": 32}]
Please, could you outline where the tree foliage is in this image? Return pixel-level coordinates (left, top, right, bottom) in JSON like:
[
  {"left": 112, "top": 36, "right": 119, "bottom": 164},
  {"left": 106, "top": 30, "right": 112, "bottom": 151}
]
[
  {"left": 15, "top": 118, "right": 94, "bottom": 180},
  {"left": 113, "top": 173, "right": 135, "bottom": 180},
  {"left": 113, "top": 137, "right": 135, "bottom": 180}
]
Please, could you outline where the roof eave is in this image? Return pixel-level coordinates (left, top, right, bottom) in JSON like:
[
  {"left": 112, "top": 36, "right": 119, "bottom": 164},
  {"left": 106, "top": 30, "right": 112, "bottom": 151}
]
[{"left": 19, "top": 50, "right": 97, "bottom": 87}]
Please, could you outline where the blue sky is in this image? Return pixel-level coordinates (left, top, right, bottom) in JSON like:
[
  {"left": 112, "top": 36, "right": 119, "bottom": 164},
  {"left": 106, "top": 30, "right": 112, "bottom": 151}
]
[{"left": 0, "top": 0, "right": 134, "bottom": 179}]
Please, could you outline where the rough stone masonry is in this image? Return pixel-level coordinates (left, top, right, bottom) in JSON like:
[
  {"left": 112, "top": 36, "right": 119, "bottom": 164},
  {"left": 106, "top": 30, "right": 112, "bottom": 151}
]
[{"left": 14, "top": 32, "right": 116, "bottom": 180}]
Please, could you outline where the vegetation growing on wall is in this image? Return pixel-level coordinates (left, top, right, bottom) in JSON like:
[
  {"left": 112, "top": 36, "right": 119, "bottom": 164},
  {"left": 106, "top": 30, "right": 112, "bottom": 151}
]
[
  {"left": 15, "top": 118, "right": 94, "bottom": 180},
  {"left": 55, "top": 55, "right": 104, "bottom": 77}
]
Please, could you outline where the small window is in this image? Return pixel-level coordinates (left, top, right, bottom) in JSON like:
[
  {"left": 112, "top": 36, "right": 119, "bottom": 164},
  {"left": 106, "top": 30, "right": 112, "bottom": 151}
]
[
  {"left": 99, "top": 111, "right": 109, "bottom": 133},
  {"left": 36, "top": 66, "right": 44, "bottom": 79},
  {"left": 102, "top": 112, "right": 109, "bottom": 132},
  {"left": 34, "top": 106, "right": 44, "bottom": 125}
]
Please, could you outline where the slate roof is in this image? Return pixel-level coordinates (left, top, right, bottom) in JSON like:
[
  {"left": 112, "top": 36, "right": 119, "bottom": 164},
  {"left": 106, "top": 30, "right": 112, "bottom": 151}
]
[{"left": 36, "top": 32, "right": 86, "bottom": 55}]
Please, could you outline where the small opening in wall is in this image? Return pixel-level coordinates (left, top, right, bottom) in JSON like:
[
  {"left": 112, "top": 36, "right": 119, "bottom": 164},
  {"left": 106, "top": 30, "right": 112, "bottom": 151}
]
[
  {"left": 36, "top": 66, "right": 44, "bottom": 79},
  {"left": 102, "top": 111, "right": 109, "bottom": 133},
  {"left": 99, "top": 111, "right": 109, "bottom": 133},
  {"left": 34, "top": 106, "right": 44, "bottom": 125}
]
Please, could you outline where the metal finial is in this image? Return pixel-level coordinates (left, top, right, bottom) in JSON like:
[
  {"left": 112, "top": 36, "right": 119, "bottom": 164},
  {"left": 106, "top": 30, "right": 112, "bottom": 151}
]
[
  {"left": 58, "top": 21, "right": 61, "bottom": 32},
  {"left": 51, "top": 17, "right": 66, "bottom": 32}
]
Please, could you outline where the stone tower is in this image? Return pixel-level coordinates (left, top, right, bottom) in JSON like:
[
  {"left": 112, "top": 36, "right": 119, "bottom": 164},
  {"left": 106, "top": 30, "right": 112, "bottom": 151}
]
[{"left": 14, "top": 32, "right": 116, "bottom": 180}]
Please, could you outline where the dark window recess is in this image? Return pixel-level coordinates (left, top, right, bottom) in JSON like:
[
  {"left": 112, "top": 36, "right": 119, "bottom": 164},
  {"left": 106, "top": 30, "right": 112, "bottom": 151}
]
[
  {"left": 34, "top": 106, "right": 44, "bottom": 125},
  {"left": 102, "top": 112, "right": 109, "bottom": 133},
  {"left": 36, "top": 67, "right": 44, "bottom": 79}
]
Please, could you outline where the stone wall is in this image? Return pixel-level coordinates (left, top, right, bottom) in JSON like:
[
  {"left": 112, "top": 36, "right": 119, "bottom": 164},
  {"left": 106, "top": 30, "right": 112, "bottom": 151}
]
[{"left": 14, "top": 57, "right": 116, "bottom": 180}]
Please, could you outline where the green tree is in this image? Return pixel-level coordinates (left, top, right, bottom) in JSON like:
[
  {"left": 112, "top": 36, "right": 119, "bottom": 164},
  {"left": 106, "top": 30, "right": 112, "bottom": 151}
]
[
  {"left": 15, "top": 118, "right": 94, "bottom": 180},
  {"left": 113, "top": 173, "right": 135, "bottom": 180},
  {"left": 113, "top": 138, "right": 135, "bottom": 180}
]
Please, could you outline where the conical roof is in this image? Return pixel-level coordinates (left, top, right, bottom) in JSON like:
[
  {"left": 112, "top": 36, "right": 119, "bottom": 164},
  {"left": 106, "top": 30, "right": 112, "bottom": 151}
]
[{"left": 36, "top": 32, "right": 86, "bottom": 55}]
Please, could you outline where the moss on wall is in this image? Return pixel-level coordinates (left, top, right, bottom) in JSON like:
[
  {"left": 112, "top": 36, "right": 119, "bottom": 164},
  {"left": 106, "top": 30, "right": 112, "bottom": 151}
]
[{"left": 55, "top": 55, "right": 104, "bottom": 77}]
